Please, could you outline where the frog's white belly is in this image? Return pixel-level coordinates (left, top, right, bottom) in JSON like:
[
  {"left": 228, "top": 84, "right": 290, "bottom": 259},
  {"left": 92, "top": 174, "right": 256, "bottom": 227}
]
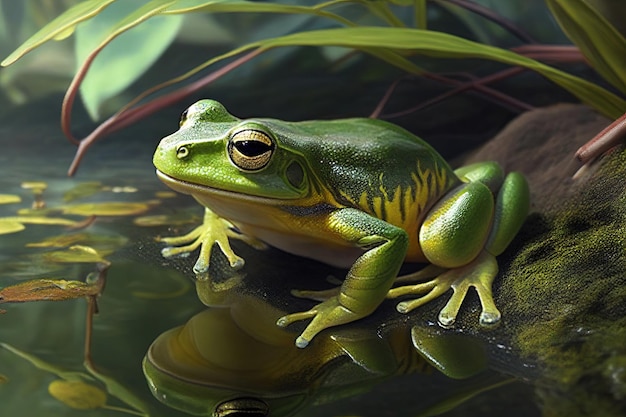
[{"left": 237, "top": 224, "right": 363, "bottom": 269}]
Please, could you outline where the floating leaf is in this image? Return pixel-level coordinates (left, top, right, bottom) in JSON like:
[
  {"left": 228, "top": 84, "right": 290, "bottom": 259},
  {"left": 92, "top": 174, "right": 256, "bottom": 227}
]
[
  {"left": 1, "top": 0, "right": 117, "bottom": 67},
  {"left": 26, "top": 232, "right": 128, "bottom": 251},
  {"left": 547, "top": 0, "right": 626, "bottom": 94},
  {"left": 0, "top": 220, "right": 26, "bottom": 235},
  {"left": 63, "top": 182, "right": 103, "bottom": 202},
  {"left": 20, "top": 181, "right": 47, "bottom": 192},
  {"left": 0, "top": 276, "right": 102, "bottom": 303},
  {"left": 0, "top": 216, "right": 79, "bottom": 229},
  {"left": 61, "top": 202, "right": 150, "bottom": 216},
  {"left": 0, "top": 374, "right": 8, "bottom": 384},
  {"left": 133, "top": 213, "right": 200, "bottom": 227},
  {"left": 48, "top": 380, "right": 107, "bottom": 410},
  {"left": 0, "top": 194, "right": 21, "bottom": 204},
  {"left": 42, "top": 245, "right": 110, "bottom": 264}
]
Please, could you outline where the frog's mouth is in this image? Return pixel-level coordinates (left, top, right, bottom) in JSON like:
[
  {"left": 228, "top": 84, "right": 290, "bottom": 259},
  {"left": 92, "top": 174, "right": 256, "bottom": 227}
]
[{"left": 155, "top": 170, "right": 294, "bottom": 204}]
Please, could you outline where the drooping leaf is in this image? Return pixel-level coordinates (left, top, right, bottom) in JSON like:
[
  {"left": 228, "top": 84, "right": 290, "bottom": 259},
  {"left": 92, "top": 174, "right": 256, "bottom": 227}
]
[
  {"left": 246, "top": 26, "right": 626, "bottom": 118},
  {"left": 163, "top": 0, "right": 354, "bottom": 27},
  {"left": 547, "top": 0, "right": 626, "bottom": 94},
  {"left": 76, "top": 0, "right": 183, "bottom": 119},
  {"left": 1, "top": 0, "right": 117, "bottom": 66}
]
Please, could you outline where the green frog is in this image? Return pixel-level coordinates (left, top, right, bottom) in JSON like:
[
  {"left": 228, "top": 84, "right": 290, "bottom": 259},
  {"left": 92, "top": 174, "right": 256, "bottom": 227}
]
[{"left": 153, "top": 100, "right": 529, "bottom": 348}]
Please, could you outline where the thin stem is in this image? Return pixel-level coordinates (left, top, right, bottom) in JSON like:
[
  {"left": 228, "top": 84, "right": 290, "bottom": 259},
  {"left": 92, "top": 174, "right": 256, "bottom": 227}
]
[
  {"left": 67, "top": 48, "right": 264, "bottom": 176},
  {"left": 380, "top": 67, "right": 531, "bottom": 119},
  {"left": 511, "top": 44, "right": 585, "bottom": 63},
  {"left": 575, "top": 111, "right": 626, "bottom": 164},
  {"left": 435, "top": 0, "right": 536, "bottom": 43}
]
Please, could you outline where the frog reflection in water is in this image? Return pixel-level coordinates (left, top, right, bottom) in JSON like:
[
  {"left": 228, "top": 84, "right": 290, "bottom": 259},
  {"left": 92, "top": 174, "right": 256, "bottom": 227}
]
[
  {"left": 144, "top": 292, "right": 493, "bottom": 417},
  {"left": 153, "top": 100, "right": 530, "bottom": 348}
]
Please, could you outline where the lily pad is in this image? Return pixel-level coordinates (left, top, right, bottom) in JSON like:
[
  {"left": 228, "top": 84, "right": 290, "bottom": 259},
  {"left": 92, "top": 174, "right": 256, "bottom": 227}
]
[
  {"left": 48, "top": 380, "right": 107, "bottom": 410},
  {"left": 63, "top": 182, "right": 103, "bottom": 202},
  {"left": 42, "top": 245, "right": 109, "bottom": 264},
  {"left": 61, "top": 202, "right": 150, "bottom": 216},
  {"left": 0, "top": 220, "right": 26, "bottom": 235},
  {"left": 0, "top": 194, "right": 21, "bottom": 204},
  {"left": 133, "top": 213, "right": 200, "bottom": 227},
  {"left": 20, "top": 182, "right": 47, "bottom": 191}
]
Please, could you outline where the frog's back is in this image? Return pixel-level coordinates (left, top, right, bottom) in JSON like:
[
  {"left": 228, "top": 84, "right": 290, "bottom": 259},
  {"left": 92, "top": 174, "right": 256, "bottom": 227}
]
[{"left": 266, "top": 118, "right": 459, "bottom": 260}]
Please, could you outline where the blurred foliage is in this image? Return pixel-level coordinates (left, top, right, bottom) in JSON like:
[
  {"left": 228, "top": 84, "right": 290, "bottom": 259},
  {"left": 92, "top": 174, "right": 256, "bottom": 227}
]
[{"left": 1, "top": 0, "right": 625, "bottom": 124}]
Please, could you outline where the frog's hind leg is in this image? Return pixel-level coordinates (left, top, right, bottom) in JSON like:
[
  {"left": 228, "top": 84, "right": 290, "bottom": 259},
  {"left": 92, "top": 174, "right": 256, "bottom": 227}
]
[{"left": 388, "top": 167, "right": 529, "bottom": 328}]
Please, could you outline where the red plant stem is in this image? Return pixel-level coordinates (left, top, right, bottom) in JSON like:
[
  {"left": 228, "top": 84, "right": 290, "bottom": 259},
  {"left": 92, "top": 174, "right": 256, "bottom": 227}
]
[
  {"left": 511, "top": 44, "right": 585, "bottom": 64},
  {"left": 575, "top": 111, "right": 626, "bottom": 164},
  {"left": 67, "top": 48, "right": 264, "bottom": 176},
  {"left": 437, "top": 0, "right": 536, "bottom": 43},
  {"left": 377, "top": 66, "right": 530, "bottom": 119}
]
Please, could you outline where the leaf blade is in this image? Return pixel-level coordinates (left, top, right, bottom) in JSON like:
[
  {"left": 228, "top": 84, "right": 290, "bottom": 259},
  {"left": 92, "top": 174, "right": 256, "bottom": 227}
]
[
  {"left": 1, "top": 0, "right": 117, "bottom": 67},
  {"left": 546, "top": 0, "right": 626, "bottom": 94},
  {"left": 251, "top": 27, "right": 626, "bottom": 118},
  {"left": 76, "top": 0, "right": 183, "bottom": 119}
]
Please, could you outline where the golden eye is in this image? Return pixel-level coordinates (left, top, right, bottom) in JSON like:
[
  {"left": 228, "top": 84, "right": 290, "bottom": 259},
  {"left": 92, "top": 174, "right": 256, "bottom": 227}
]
[
  {"left": 228, "top": 129, "right": 275, "bottom": 171},
  {"left": 176, "top": 146, "right": 189, "bottom": 159}
]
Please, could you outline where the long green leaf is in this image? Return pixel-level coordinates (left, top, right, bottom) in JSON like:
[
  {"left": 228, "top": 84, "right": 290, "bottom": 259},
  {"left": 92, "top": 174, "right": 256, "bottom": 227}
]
[
  {"left": 1, "top": 0, "right": 117, "bottom": 67},
  {"left": 248, "top": 27, "right": 625, "bottom": 118},
  {"left": 162, "top": 0, "right": 356, "bottom": 27},
  {"left": 547, "top": 0, "right": 626, "bottom": 94},
  {"left": 76, "top": 1, "right": 183, "bottom": 119}
]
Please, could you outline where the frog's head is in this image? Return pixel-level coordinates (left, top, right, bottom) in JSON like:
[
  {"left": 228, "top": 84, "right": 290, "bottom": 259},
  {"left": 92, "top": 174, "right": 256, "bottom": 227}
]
[{"left": 153, "top": 100, "right": 310, "bottom": 201}]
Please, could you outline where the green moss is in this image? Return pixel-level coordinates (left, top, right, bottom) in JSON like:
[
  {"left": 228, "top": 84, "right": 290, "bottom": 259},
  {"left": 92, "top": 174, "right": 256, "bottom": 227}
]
[{"left": 499, "top": 147, "right": 626, "bottom": 415}]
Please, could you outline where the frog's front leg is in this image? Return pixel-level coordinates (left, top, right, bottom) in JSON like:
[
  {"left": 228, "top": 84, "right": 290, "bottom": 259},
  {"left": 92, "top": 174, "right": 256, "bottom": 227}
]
[
  {"left": 277, "top": 208, "right": 409, "bottom": 348},
  {"left": 388, "top": 163, "right": 529, "bottom": 327},
  {"left": 159, "top": 207, "right": 263, "bottom": 274}
]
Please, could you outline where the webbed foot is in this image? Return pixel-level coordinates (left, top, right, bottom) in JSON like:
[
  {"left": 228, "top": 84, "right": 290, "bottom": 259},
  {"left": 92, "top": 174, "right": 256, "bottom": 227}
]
[
  {"left": 158, "top": 208, "right": 264, "bottom": 274},
  {"left": 387, "top": 251, "right": 501, "bottom": 328}
]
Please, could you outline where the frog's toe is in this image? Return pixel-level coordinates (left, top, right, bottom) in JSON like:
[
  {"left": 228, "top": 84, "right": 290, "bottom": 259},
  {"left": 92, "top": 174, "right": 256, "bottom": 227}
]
[
  {"left": 394, "top": 283, "right": 449, "bottom": 314},
  {"left": 480, "top": 309, "right": 501, "bottom": 326},
  {"left": 438, "top": 251, "right": 500, "bottom": 328},
  {"left": 390, "top": 251, "right": 501, "bottom": 327},
  {"left": 161, "top": 245, "right": 195, "bottom": 259}
]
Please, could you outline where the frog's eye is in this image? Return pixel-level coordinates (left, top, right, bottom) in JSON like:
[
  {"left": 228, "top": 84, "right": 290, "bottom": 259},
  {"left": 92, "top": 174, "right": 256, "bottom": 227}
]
[
  {"left": 176, "top": 145, "right": 190, "bottom": 159},
  {"left": 179, "top": 108, "right": 189, "bottom": 127},
  {"left": 228, "top": 130, "right": 275, "bottom": 171},
  {"left": 214, "top": 397, "right": 269, "bottom": 417}
]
